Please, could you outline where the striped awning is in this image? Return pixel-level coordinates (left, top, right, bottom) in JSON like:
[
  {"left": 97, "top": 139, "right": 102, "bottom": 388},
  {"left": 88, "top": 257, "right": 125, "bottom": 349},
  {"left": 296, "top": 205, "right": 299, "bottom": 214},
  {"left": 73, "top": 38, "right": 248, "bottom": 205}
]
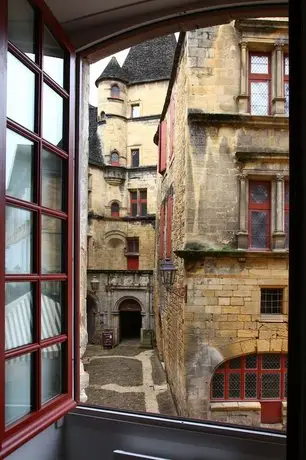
[{"left": 5, "top": 292, "right": 62, "bottom": 360}]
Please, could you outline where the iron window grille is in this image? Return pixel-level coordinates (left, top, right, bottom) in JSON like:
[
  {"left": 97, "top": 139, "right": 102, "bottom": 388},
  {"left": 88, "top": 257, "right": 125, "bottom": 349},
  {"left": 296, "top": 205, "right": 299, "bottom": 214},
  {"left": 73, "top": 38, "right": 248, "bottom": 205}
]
[{"left": 260, "top": 288, "right": 283, "bottom": 314}]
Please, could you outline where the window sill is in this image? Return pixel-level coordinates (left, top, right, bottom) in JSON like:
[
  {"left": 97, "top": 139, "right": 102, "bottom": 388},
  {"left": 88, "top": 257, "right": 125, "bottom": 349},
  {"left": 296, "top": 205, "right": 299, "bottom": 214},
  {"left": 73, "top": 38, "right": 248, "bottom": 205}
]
[
  {"left": 260, "top": 314, "right": 287, "bottom": 323},
  {"left": 210, "top": 402, "right": 261, "bottom": 411}
]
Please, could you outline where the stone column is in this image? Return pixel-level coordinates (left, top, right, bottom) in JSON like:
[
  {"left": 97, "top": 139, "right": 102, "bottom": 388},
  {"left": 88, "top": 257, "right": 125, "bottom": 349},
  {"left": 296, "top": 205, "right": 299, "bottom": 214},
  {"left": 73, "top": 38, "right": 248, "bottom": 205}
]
[
  {"left": 272, "top": 42, "right": 286, "bottom": 115},
  {"left": 237, "top": 174, "right": 248, "bottom": 249},
  {"left": 237, "top": 42, "right": 249, "bottom": 113},
  {"left": 272, "top": 175, "right": 286, "bottom": 250}
]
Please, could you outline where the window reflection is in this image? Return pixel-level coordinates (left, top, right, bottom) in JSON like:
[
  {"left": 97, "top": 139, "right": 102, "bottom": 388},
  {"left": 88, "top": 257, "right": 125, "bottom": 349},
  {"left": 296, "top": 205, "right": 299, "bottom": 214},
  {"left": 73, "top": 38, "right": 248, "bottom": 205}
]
[
  {"left": 43, "top": 27, "right": 65, "bottom": 87},
  {"left": 6, "top": 206, "right": 33, "bottom": 274},
  {"left": 41, "top": 281, "right": 63, "bottom": 339},
  {"left": 5, "top": 282, "right": 33, "bottom": 350},
  {"left": 8, "top": 0, "right": 36, "bottom": 61},
  {"left": 42, "top": 84, "right": 64, "bottom": 147},
  {"left": 42, "top": 149, "right": 63, "bottom": 210},
  {"left": 6, "top": 129, "right": 34, "bottom": 202},
  {"left": 42, "top": 343, "right": 63, "bottom": 403},
  {"left": 41, "top": 215, "right": 63, "bottom": 273}
]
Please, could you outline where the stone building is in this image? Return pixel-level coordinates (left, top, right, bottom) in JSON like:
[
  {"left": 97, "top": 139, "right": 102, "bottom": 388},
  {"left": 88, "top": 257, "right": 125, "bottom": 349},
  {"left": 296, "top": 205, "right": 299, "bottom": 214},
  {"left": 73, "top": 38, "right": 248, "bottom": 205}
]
[
  {"left": 155, "top": 19, "right": 289, "bottom": 429},
  {"left": 87, "top": 35, "right": 176, "bottom": 346}
]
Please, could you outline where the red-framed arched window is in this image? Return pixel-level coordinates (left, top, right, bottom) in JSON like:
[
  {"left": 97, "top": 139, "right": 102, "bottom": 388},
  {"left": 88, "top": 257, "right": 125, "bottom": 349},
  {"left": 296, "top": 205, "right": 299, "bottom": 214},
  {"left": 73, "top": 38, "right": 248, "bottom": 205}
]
[
  {"left": 111, "top": 202, "right": 120, "bottom": 217},
  {"left": 211, "top": 354, "right": 287, "bottom": 402}
]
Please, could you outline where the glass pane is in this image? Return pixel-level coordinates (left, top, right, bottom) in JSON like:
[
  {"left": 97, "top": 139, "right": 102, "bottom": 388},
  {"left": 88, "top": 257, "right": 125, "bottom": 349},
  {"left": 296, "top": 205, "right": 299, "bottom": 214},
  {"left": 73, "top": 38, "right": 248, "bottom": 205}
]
[
  {"left": 229, "top": 373, "right": 240, "bottom": 398},
  {"left": 261, "top": 373, "right": 280, "bottom": 399},
  {"left": 42, "top": 343, "right": 63, "bottom": 403},
  {"left": 130, "top": 191, "right": 137, "bottom": 200},
  {"left": 262, "top": 354, "right": 281, "bottom": 369},
  {"left": 261, "top": 289, "right": 283, "bottom": 314},
  {"left": 284, "top": 81, "right": 289, "bottom": 115},
  {"left": 43, "top": 27, "right": 65, "bottom": 87},
  {"left": 245, "top": 355, "right": 257, "bottom": 369},
  {"left": 8, "top": 0, "right": 36, "bottom": 60},
  {"left": 211, "top": 373, "right": 224, "bottom": 399},
  {"left": 141, "top": 203, "right": 147, "bottom": 216},
  {"left": 41, "top": 215, "right": 63, "bottom": 273},
  {"left": 42, "top": 149, "right": 64, "bottom": 210},
  {"left": 6, "top": 129, "right": 34, "bottom": 201},
  {"left": 131, "top": 149, "right": 139, "bottom": 167},
  {"left": 229, "top": 357, "right": 241, "bottom": 369},
  {"left": 250, "top": 211, "right": 269, "bottom": 248},
  {"left": 284, "top": 373, "right": 287, "bottom": 398},
  {"left": 6, "top": 206, "right": 33, "bottom": 274},
  {"left": 284, "top": 56, "right": 289, "bottom": 76},
  {"left": 7, "top": 53, "right": 35, "bottom": 131},
  {"left": 5, "top": 282, "right": 33, "bottom": 350},
  {"left": 5, "top": 353, "right": 33, "bottom": 425},
  {"left": 140, "top": 190, "right": 147, "bottom": 200},
  {"left": 41, "top": 281, "right": 63, "bottom": 339},
  {"left": 245, "top": 373, "right": 257, "bottom": 398},
  {"left": 131, "top": 203, "right": 137, "bottom": 216},
  {"left": 250, "top": 183, "right": 269, "bottom": 204},
  {"left": 250, "top": 81, "right": 269, "bottom": 115},
  {"left": 250, "top": 55, "right": 269, "bottom": 74},
  {"left": 43, "top": 84, "right": 64, "bottom": 147}
]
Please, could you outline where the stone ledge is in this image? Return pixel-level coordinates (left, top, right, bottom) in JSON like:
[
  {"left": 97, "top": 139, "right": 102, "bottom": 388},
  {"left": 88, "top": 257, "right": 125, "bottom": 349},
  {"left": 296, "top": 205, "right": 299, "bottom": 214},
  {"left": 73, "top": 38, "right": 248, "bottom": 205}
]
[
  {"left": 175, "top": 249, "right": 288, "bottom": 261},
  {"left": 188, "top": 111, "right": 288, "bottom": 129},
  {"left": 210, "top": 401, "right": 261, "bottom": 411},
  {"left": 260, "top": 314, "right": 287, "bottom": 323}
]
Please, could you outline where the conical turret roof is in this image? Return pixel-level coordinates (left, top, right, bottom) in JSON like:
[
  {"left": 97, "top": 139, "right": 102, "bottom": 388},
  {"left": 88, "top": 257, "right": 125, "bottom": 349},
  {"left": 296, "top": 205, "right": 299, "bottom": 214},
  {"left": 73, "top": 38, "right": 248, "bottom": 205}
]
[{"left": 95, "top": 56, "right": 129, "bottom": 87}]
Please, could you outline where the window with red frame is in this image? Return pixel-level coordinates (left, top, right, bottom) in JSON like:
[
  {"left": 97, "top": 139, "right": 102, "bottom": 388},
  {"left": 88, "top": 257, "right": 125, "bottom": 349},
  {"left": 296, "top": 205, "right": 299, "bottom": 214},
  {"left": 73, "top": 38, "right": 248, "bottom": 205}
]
[
  {"left": 129, "top": 190, "right": 147, "bottom": 216},
  {"left": 111, "top": 202, "right": 120, "bottom": 217},
  {"left": 211, "top": 354, "right": 287, "bottom": 423},
  {"left": 110, "top": 151, "right": 120, "bottom": 166},
  {"left": 169, "top": 96, "right": 175, "bottom": 161},
  {"left": 111, "top": 84, "right": 120, "bottom": 98},
  {"left": 285, "top": 181, "right": 289, "bottom": 248},
  {"left": 284, "top": 55, "right": 289, "bottom": 115},
  {"left": 248, "top": 181, "right": 271, "bottom": 249},
  {"left": 126, "top": 238, "right": 139, "bottom": 270},
  {"left": 1, "top": 0, "right": 76, "bottom": 450},
  {"left": 166, "top": 195, "right": 173, "bottom": 257},
  {"left": 249, "top": 53, "right": 271, "bottom": 115},
  {"left": 158, "top": 120, "right": 167, "bottom": 174},
  {"left": 159, "top": 203, "right": 165, "bottom": 259}
]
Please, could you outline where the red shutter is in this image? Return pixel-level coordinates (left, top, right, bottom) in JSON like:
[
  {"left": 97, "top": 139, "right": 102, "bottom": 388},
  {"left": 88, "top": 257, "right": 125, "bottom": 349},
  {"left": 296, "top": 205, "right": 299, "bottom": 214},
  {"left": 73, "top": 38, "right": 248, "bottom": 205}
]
[
  {"left": 158, "top": 120, "right": 167, "bottom": 174},
  {"left": 169, "top": 96, "right": 175, "bottom": 161},
  {"left": 166, "top": 195, "right": 173, "bottom": 257},
  {"left": 127, "top": 256, "right": 139, "bottom": 270},
  {"left": 159, "top": 204, "right": 165, "bottom": 259}
]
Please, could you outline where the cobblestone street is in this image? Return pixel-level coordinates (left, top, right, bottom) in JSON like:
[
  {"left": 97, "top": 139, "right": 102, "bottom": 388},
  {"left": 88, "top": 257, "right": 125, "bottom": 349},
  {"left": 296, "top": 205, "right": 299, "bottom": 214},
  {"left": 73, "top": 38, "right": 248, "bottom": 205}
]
[{"left": 83, "top": 341, "right": 177, "bottom": 416}]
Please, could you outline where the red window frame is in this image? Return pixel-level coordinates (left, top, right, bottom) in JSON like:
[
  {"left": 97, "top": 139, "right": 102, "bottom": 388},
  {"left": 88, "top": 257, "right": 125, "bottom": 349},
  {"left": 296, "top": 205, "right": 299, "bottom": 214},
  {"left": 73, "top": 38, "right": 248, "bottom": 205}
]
[
  {"left": 248, "top": 180, "right": 271, "bottom": 250},
  {"left": 169, "top": 96, "right": 175, "bottom": 161},
  {"left": 159, "top": 203, "right": 165, "bottom": 259},
  {"left": 158, "top": 120, "right": 167, "bottom": 174},
  {"left": 111, "top": 202, "right": 120, "bottom": 217},
  {"left": 130, "top": 190, "right": 138, "bottom": 216},
  {"left": 129, "top": 190, "right": 147, "bottom": 216},
  {"left": 285, "top": 181, "right": 289, "bottom": 248},
  {"left": 284, "top": 54, "right": 289, "bottom": 115},
  {"left": 248, "top": 52, "right": 271, "bottom": 115},
  {"left": 0, "top": 0, "right": 76, "bottom": 456},
  {"left": 166, "top": 195, "right": 173, "bottom": 257},
  {"left": 139, "top": 189, "right": 147, "bottom": 216},
  {"left": 211, "top": 354, "right": 287, "bottom": 402}
]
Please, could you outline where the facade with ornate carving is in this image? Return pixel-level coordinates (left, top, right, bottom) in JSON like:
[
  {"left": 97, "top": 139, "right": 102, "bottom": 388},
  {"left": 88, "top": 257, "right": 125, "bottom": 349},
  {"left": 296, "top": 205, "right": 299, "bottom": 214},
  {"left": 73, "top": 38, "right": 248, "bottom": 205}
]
[
  {"left": 154, "top": 19, "right": 289, "bottom": 429},
  {"left": 87, "top": 35, "right": 176, "bottom": 346}
]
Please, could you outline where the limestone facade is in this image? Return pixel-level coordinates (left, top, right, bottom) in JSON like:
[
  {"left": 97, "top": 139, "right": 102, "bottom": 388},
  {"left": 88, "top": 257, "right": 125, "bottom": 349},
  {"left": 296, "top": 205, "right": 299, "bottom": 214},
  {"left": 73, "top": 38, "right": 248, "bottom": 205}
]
[
  {"left": 154, "top": 19, "right": 289, "bottom": 428},
  {"left": 87, "top": 36, "right": 176, "bottom": 346}
]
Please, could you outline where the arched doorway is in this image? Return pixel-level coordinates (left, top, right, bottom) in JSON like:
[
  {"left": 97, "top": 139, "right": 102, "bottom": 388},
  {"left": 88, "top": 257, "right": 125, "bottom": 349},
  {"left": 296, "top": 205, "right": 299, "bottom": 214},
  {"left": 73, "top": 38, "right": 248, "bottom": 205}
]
[
  {"left": 86, "top": 292, "right": 97, "bottom": 344},
  {"left": 119, "top": 299, "right": 142, "bottom": 341}
]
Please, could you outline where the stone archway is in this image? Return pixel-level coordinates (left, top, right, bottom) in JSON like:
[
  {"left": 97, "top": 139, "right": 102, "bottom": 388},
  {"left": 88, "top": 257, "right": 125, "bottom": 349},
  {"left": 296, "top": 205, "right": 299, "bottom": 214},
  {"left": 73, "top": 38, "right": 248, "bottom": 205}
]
[
  {"left": 119, "top": 299, "right": 142, "bottom": 341},
  {"left": 86, "top": 292, "right": 98, "bottom": 344}
]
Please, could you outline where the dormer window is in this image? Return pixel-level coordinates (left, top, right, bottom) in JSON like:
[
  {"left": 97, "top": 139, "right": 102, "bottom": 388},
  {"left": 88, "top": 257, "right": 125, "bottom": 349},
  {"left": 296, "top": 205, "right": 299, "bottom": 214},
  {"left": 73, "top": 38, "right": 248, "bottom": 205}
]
[
  {"left": 110, "top": 151, "right": 120, "bottom": 166},
  {"left": 111, "top": 84, "right": 120, "bottom": 98}
]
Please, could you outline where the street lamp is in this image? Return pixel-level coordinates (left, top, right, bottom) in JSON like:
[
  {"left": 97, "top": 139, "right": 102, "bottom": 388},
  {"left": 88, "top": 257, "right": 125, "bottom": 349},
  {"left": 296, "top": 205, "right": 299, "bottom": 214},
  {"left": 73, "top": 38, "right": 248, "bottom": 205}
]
[
  {"left": 90, "top": 275, "right": 100, "bottom": 292},
  {"left": 159, "top": 258, "right": 177, "bottom": 290}
]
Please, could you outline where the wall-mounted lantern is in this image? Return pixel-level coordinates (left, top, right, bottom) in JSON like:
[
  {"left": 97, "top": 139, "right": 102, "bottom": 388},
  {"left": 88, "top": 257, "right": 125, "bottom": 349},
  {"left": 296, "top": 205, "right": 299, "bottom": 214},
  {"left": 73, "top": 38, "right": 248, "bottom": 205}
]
[
  {"left": 160, "top": 258, "right": 177, "bottom": 290},
  {"left": 90, "top": 275, "right": 100, "bottom": 292}
]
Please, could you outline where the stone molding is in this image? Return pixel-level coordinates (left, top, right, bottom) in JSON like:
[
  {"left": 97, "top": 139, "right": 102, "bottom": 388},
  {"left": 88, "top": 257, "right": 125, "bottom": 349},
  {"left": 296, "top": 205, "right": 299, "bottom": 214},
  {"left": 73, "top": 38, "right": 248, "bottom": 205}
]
[{"left": 210, "top": 401, "right": 261, "bottom": 411}]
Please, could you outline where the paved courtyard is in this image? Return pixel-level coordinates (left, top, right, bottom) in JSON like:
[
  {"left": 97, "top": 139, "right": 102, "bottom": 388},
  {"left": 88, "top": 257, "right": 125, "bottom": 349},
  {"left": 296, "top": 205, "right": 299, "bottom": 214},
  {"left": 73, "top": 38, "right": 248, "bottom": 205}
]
[{"left": 83, "top": 341, "right": 177, "bottom": 416}]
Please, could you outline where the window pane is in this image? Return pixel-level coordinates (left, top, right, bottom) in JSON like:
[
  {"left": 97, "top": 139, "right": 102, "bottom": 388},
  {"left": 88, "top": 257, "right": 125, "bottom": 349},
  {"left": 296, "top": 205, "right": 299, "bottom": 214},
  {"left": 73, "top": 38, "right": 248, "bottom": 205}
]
[
  {"left": 246, "top": 355, "right": 257, "bottom": 369},
  {"left": 43, "top": 27, "right": 65, "bottom": 87},
  {"left": 245, "top": 373, "right": 257, "bottom": 398},
  {"left": 41, "top": 215, "right": 63, "bottom": 274},
  {"left": 6, "top": 129, "right": 34, "bottom": 202},
  {"left": 250, "top": 55, "right": 269, "bottom": 74},
  {"left": 5, "top": 353, "right": 34, "bottom": 426},
  {"left": 261, "top": 289, "right": 283, "bottom": 314},
  {"left": 41, "top": 281, "right": 64, "bottom": 339},
  {"left": 284, "top": 56, "right": 289, "bottom": 76},
  {"left": 229, "top": 373, "right": 240, "bottom": 398},
  {"left": 8, "top": 0, "right": 36, "bottom": 61},
  {"left": 284, "top": 372, "right": 287, "bottom": 398},
  {"left": 42, "top": 149, "right": 64, "bottom": 210},
  {"left": 5, "top": 282, "right": 33, "bottom": 350},
  {"left": 211, "top": 373, "right": 224, "bottom": 399},
  {"left": 262, "top": 354, "right": 281, "bottom": 369},
  {"left": 43, "top": 84, "right": 64, "bottom": 147},
  {"left": 250, "top": 183, "right": 269, "bottom": 204},
  {"left": 6, "top": 206, "right": 33, "bottom": 274},
  {"left": 284, "top": 81, "right": 289, "bottom": 115},
  {"left": 140, "top": 202, "right": 147, "bottom": 216},
  {"left": 140, "top": 190, "right": 147, "bottom": 200},
  {"left": 42, "top": 343, "right": 63, "bottom": 403},
  {"left": 130, "top": 191, "right": 137, "bottom": 200},
  {"left": 131, "top": 203, "right": 137, "bottom": 216},
  {"left": 7, "top": 53, "right": 35, "bottom": 131},
  {"left": 261, "top": 374, "right": 280, "bottom": 399},
  {"left": 250, "top": 81, "right": 269, "bottom": 115},
  {"left": 131, "top": 105, "right": 140, "bottom": 117},
  {"left": 229, "top": 357, "right": 241, "bottom": 369},
  {"left": 131, "top": 149, "right": 140, "bottom": 167},
  {"left": 250, "top": 211, "right": 269, "bottom": 248}
]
